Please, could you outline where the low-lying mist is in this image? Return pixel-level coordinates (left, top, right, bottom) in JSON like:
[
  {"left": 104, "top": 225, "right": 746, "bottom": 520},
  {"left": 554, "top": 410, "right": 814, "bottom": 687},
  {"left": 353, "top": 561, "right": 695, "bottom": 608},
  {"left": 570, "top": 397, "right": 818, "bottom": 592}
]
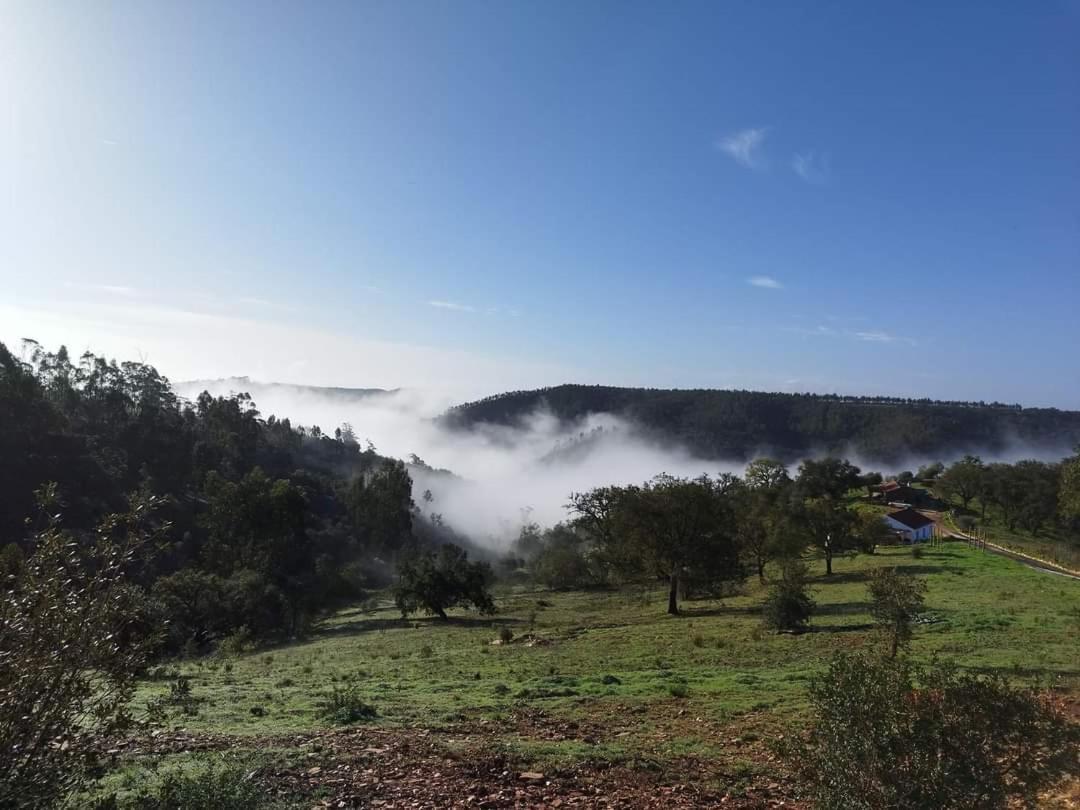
[{"left": 175, "top": 379, "right": 1073, "bottom": 549}]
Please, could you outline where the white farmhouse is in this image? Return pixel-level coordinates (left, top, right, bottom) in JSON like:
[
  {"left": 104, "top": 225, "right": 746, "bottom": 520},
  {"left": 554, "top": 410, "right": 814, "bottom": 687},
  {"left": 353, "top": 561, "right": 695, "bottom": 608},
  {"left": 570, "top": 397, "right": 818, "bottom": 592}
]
[{"left": 883, "top": 507, "right": 935, "bottom": 542}]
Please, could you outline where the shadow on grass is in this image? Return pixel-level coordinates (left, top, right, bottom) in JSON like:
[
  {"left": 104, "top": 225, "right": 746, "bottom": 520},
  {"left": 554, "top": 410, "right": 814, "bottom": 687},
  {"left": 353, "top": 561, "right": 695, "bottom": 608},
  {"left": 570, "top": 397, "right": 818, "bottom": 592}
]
[
  {"left": 811, "top": 622, "right": 876, "bottom": 633},
  {"left": 814, "top": 600, "right": 871, "bottom": 617},
  {"left": 316, "top": 614, "right": 524, "bottom": 638}
]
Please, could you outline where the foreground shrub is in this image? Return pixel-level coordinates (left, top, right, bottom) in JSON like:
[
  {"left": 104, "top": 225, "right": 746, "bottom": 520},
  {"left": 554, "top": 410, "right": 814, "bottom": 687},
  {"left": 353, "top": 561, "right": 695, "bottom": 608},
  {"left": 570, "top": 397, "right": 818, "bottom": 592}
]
[
  {"left": 0, "top": 490, "right": 165, "bottom": 809},
  {"left": 94, "top": 763, "right": 267, "bottom": 810},
  {"left": 784, "top": 654, "right": 1079, "bottom": 809},
  {"left": 320, "top": 684, "right": 377, "bottom": 725}
]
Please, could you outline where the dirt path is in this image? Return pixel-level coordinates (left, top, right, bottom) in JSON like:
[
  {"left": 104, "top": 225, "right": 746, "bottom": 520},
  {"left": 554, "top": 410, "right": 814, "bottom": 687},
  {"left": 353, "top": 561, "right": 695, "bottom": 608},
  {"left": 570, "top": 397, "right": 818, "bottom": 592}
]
[{"left": 110, "top": 726, "right": 804, "bottom": 809}]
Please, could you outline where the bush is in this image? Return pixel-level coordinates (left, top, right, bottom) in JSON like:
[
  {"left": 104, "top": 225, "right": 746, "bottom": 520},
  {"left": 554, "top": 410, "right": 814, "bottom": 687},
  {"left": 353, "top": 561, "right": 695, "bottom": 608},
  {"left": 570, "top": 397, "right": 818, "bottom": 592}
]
[
  {"left": 783, "top": 654, "right": 1079, "bottom": 809},
  {"left": 320, "top": 684, "right": 377, "bottom": 725},
  {"left": 115, "top": 763, "right": 267, "bottom": 810},
  {"left": 911, "top": 545, "right": 924, "bottom": 559},
  {"left": 762, "top": 561, "right": 815, "bottom": 632},
  {"left": 0, "top": 493, "right": 166, "bottom": 808},
  {"left": 498, "top": 625, "right": 514, "bottom": 644}
]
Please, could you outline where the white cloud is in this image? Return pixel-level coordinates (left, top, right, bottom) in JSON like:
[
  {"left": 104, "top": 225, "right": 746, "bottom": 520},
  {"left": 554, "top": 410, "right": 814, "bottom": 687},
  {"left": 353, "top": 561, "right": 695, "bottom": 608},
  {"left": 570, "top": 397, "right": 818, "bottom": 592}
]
[
  {"left": 428, "top": 300, "right": 476, "bottom": 313},
  {"left": 792, "top": 151, "right": 830, "bottom": 184},
  {"left": 748, "top": 275, "right": 783, "bottom": 289},
  {"left": 716, "top": 127, "right": 770, "bottom": 169}
]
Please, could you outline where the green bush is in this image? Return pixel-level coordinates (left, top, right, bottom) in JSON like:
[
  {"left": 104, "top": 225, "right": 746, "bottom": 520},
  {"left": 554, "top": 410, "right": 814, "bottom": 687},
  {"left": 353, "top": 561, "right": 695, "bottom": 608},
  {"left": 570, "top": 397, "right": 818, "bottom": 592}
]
[
  {"left": 320, "top": 684, "right": 377, "bottom": 725},
  {"left": 118, "top": 764, "right": 266, "bottom": 810},
  {"left": 782, "top": 654, "right": 1079, "bottom": 809},
  {"left": 762, "top": 561, "right": 815, "bottom": 632}
]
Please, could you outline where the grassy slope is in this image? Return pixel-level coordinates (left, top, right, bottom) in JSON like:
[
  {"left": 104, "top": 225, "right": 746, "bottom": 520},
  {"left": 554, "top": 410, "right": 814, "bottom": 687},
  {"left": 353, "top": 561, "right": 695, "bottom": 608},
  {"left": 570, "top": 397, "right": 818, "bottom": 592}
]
[{"left": 134, "top": 543, "right": 1080, "bottom": 775}]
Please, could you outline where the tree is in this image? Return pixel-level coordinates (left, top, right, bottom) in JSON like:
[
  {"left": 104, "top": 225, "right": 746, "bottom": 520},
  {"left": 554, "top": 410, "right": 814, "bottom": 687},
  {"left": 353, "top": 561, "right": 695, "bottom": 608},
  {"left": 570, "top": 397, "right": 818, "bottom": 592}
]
[
  {"left": 786, "top": 654, "right": 1079, "bottom": 809},
  {"left": 867, "top": 567, "right": 927, "bottom": 658},
  {"left": 761, "top": 560, "right": 815, "bottom": 632},
  {"left": 394, "top": 544, "right": 495, "bottom": 620},
  {"left": 799, "top": 497, "right": 856, "bottom": 576},
  {"left": 1060, "top": 449, "right": 1080, "bottom": 524},
  {"left": 0, "top": 488, "right": 166, "bottom": 808},
  {"left": 744, "top": 458, "right": 790, "bottom": 490},
  {"left": 796, "top": 457, "right": 862, "bottom": 501},
  {"left": 861, "top": 471, "right": 883, "bottom": 498},
  {"left": 936, "top": 455, "right": 985, "bottom": 511},
  {"left": 917, "top": 461, "right": 945, "bottom": 482},
  {"left": 346, "top": 459, "right": 415, "bottom": 555},
  {"left": 573, "top": 474, "right": 743, "bottom": 615}
]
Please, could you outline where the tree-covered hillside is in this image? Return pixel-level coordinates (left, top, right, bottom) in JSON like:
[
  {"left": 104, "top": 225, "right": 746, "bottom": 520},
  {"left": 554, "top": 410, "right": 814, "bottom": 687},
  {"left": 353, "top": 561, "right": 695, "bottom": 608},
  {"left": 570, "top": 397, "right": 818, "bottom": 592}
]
[{"left": 441, "top": 385, "right": 1080, "bottom": 463}]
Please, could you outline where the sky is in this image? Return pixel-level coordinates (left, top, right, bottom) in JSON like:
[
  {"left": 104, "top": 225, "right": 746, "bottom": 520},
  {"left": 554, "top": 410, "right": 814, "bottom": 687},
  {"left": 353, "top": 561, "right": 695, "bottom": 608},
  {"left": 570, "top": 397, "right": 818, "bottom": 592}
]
[{"left": 2, "top": 1, "right": 1078, "bottom": 406}]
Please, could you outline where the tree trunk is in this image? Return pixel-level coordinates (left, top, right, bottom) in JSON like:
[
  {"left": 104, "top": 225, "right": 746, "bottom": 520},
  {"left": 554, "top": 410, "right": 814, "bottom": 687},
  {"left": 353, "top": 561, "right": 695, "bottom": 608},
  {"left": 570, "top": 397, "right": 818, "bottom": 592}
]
[
  {"left": 757, "top": 557, "right": 766, "bottom": 583},
  {"left": 890, "top": 626, "right": 899, "bottom": 659},
  {"left": 824, "top": 548, "right": 833, "bottom": 576},
  {"left": 435, "top": 606, "right": 448, "bottom": 620},
  {"left": 667, "top": 571, "right": 679, "bottom": 616}
]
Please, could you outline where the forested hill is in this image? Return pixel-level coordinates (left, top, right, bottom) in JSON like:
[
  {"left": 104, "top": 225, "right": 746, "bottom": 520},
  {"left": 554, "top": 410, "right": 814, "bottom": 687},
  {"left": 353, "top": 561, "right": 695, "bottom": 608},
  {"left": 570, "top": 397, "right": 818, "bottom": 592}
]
[{"left": 441, "top": 385, "right": 1080, "bottom": 463}]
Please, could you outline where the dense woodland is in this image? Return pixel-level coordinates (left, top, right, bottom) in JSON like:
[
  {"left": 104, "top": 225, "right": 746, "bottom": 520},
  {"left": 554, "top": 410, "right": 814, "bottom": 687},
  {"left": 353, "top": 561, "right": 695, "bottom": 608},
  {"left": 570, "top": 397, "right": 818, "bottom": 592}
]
[
  {"left": 0, "top": 339, "right": 467, "bottom": 655},
  {"left": 442, "top": 384, "right": 1080, "bottom": 463}
]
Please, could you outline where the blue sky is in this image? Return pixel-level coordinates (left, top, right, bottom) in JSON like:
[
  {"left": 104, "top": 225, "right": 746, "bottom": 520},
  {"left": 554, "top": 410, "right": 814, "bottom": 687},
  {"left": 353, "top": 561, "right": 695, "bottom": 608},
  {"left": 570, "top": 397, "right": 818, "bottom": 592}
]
[{"left": 2, "top": 1, "right": 1077, "bottom": 404}]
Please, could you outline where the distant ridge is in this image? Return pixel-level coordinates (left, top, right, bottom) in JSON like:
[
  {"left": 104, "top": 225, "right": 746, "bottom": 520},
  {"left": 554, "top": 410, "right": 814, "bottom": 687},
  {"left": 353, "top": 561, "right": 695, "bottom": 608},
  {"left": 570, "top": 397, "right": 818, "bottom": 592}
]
[
  {"left": 176, "top": 376, "right": 396, "bottom": 401},
  {"left": 440, "top": 384, "right": 1080, "bottom": 464}
]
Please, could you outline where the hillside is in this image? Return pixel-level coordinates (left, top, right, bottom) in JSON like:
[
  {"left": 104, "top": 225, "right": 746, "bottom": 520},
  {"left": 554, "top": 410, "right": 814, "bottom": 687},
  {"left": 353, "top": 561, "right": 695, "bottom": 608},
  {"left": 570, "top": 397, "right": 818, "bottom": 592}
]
[
  {"left": 441, "top": 385, "right": 1080, "bottom": 464},
  {"left": 176, "top": 376, "right": 395, "bottom": 403}
]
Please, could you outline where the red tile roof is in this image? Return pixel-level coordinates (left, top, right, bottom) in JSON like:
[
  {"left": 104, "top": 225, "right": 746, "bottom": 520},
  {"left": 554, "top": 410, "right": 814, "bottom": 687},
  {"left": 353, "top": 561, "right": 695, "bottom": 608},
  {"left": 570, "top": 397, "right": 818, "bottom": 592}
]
[{"left": 886, "top": 507, "right": 934, "bottom": 530}]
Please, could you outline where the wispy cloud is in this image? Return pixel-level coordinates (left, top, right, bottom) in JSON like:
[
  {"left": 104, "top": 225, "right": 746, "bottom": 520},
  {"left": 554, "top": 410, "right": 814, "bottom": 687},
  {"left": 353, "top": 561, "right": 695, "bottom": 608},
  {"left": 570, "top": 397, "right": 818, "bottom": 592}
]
[
  {"left": 792, "top": 151, "right": 830, "bottom": 184},
  {"left": 716, "top": 127, "right": 769, "bottom": 169},
  {"left": 428, "top": 300, "right": 477, "bottom": 313},
  {"left": 786, "top": 323, "right": 916, "bottom": 346},
  {"left": 64, "top": 282, "right": 139, "bottom": 298},
  {"left": 747, "top": 275, "right": 783, "bottom": 290}
]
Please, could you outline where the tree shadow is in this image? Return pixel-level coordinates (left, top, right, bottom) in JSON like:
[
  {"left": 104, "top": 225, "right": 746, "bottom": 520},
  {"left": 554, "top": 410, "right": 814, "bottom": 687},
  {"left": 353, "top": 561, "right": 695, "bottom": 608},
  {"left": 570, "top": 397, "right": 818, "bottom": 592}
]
[
  {"left": 316, "top": 614, "right": 524, "bottom": 639},
  {"left": 680, "top": 604, "right": 762, "bottom": 619},
  {"left": 814, "top": 600, "right": 871, "bottom": 617},
  {"left": 812, "top": 570, "right": 868, "bottom": 584}
]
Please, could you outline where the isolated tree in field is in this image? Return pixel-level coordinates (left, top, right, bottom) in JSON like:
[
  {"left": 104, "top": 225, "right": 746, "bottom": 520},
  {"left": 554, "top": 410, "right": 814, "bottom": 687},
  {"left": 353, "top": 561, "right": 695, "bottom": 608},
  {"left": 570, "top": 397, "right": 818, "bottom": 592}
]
[
  {"left": 861, "top": 471, "right": 883, "bottom": 498},
  {"left": 1060, "top": 448, "right": 1080, "bottom": 524},
  {"left": 394, "top": 544, "right": 495, "bottom": 620},
  {"left": 936, "top": 455, "right": 985, "bottom": 510},
  {"left": 736, "top": 462, "right": 797, "bottom": 581},
  {"left": 786, "top": 654, "right": 1079, "bottom": 809},
  {"left": 867, "top": 567, "right": 927, "bottom": 657},
  {"left": 762, "top": 559, "right": 815, "bottom": 632},
  {"left": 796, "top": 457, "right": 862, "bottom": 501},
  {"left": 917, "top": 461, "right": 945, "bottom": 482},
  {"left": 0, "top": 487, "right": 166, "bottom": 809}
]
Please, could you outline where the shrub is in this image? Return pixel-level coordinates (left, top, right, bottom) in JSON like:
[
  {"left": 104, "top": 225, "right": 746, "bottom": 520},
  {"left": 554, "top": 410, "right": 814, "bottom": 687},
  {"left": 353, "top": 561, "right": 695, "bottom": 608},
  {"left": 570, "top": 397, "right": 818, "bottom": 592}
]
[
  {"left": 691, "top": 633, "right": 705, "bottom": 648},
  {"left": 911, "top": 545, "right": 924, "bottom": 559},
  {"left": 762, "top": 561, "right": 815, "bottom": 632},
  {"left": 320, "top": 684, "right": 377, "bottom": 725},
  {"left": 783, "top": 654, "right": 1079, "bottom": 809},
  {"left": 249, "top": 705, "right": 267, "bottom": 717},
  {"left": 668, "top": 679, "right": 689, "bottom": 699},
  {"left": 498, "top": 625, "right": 514, "bottom": 644},
  {"left": 0, "top": 492, "right": 166, "bottom": 808},
  {"left": 114, "top": 763, "right": 267, "bottom": 810}
]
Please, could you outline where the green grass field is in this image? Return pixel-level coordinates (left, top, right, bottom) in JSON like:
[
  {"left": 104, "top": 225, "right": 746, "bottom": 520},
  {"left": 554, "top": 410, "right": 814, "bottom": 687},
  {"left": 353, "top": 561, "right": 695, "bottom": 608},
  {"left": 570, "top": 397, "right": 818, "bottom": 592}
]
[{"left": 131, "top": 541, "right": 1080, "bottom": 785}]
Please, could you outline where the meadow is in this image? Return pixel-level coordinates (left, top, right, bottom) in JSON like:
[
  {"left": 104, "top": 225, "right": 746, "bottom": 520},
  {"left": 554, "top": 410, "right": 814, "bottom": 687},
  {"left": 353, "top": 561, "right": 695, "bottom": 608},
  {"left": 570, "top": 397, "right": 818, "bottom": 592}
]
[{"left": 111, "top": 542, "right": 1079, "bottom": 805}]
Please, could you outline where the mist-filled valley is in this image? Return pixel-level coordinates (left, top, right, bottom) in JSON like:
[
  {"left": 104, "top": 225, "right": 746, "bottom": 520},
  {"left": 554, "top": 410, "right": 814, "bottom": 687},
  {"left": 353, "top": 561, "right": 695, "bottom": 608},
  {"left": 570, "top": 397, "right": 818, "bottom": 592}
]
[{"left": 178, "top": 376, "right": 1080, "bottom": 549}]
